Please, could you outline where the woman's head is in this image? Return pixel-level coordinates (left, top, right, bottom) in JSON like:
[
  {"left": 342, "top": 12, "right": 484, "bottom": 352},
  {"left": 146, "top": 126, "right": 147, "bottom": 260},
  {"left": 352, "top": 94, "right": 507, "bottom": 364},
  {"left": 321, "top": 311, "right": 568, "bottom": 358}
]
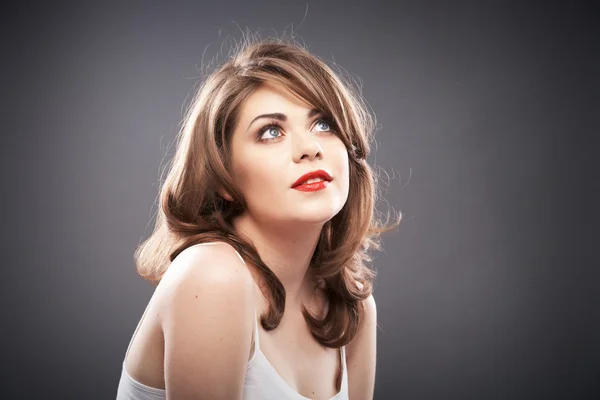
[
  {"left": 135, "top": 35, "right": 400, "bottom": 346},
  {"left": 226, "top": 79, "right": 350, "bottom": 228},
  {"left": 162, "top": 37, "right": 374, "bottom": 228}
]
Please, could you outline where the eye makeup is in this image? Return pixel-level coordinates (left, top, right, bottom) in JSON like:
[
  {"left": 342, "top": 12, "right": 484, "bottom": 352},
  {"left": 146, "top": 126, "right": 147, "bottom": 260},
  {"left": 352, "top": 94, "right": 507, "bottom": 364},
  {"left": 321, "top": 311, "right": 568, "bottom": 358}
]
[{"left": 255, "top": 117, "right": 337, "bottom": 143}]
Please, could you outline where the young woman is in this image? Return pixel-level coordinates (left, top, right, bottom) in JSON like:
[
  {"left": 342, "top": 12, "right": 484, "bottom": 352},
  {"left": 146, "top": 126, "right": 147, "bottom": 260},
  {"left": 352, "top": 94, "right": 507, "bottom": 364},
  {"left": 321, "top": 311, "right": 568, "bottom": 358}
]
[{"left": 116, "top": 35, "right": 400, "bottom": 400}]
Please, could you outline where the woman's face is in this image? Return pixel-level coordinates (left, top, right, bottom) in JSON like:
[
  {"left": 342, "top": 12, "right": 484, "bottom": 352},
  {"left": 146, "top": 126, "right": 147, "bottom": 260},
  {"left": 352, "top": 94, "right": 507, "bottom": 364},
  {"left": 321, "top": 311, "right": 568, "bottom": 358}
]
[{"left": 228, "top": 80, "right": 350, "bottom": 226}]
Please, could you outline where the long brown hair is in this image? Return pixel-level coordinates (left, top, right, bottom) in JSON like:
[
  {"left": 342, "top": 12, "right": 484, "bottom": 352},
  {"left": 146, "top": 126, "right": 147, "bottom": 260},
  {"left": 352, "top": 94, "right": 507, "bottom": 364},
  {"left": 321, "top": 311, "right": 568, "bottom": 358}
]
[{"left": 134, "top": 34, "right": 401, "bottom": 348}]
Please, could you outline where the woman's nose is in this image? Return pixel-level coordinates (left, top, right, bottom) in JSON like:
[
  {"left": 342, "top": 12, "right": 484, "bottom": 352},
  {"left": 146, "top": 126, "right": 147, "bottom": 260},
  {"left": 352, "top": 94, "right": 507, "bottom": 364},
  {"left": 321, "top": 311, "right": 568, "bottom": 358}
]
[{"left": 292, "top": 131, "right": 323, "bottom": 162}]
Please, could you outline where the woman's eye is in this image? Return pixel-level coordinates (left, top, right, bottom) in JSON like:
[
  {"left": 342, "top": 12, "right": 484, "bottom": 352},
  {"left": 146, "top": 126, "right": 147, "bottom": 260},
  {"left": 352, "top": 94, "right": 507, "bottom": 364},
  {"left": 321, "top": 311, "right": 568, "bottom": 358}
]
[
  {"left": 258, "top": 125, "right": 283, "bottom": 141},
  {"left": 257, "top": 119, "right": 335, "bottom": 142},
  {"left": 314, "top": 119, "right": 335, "bottom": 132}
]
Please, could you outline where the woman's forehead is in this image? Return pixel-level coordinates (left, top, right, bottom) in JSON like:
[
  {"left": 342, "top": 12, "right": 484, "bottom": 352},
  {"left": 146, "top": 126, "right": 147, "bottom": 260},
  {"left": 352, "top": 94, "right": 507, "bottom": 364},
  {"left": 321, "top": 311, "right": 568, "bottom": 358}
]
[{"left": 240, "top": 81, "right": 314, "bottom": 118}]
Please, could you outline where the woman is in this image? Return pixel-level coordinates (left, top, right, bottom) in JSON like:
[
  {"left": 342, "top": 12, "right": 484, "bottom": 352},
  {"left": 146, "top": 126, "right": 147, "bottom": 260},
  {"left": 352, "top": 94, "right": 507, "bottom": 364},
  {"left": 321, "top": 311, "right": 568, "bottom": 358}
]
[{"left": 116, "top": 35, "right": 400, "bottom": 400}]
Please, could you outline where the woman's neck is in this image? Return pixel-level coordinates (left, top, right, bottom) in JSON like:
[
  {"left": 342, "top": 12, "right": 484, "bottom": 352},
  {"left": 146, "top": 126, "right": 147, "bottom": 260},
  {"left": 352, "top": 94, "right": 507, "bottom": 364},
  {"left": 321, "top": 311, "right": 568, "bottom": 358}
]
[{"left": 232, "top": 212, "right": 324, "bottom": 304}]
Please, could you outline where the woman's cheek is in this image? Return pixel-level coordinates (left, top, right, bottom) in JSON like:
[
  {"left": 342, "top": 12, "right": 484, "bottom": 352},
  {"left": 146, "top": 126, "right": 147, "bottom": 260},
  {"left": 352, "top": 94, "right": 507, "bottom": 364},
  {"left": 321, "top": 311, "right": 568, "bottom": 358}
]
[{"left": 250, "top": 159, "right": 282, "bottom": 190}]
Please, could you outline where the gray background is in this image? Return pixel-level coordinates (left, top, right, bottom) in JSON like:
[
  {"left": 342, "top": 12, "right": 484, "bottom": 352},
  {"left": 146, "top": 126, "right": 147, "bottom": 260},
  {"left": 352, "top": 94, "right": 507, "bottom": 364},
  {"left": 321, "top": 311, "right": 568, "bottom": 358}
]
[{"left": 2, "top": 1, "right": 599, "bottom": 399}]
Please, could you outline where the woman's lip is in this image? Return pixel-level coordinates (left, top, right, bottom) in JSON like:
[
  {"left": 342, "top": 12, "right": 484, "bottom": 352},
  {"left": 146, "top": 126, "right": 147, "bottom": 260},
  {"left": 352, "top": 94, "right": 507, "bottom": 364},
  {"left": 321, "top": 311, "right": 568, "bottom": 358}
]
[
  {"left": 291, "top": 169, "right": 333, "bottom": 188},
  {"left": 292, "top": 180, "right": 330, "bottom": 191}
]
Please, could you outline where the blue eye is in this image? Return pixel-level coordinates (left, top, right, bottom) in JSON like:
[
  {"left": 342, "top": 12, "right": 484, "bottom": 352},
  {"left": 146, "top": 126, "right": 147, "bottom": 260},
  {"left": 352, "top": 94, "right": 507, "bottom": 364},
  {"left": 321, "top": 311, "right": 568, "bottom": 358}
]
[
  {"left": 315, "top": 120, "right": 331, "bottom": 131},
  {"left": 257, "top": 124, "right": 283, "bottom": 142},
  {"left": 256, "top": 118, "right": 336, "bottom": 143}
]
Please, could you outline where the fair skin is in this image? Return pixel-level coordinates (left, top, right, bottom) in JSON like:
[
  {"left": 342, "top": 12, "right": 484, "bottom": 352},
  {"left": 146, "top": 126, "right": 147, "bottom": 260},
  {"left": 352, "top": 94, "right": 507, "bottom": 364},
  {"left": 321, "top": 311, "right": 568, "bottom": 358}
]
[
  {"left": 124, "top": 81, "right": 377, "bottom": 399},
  {"left": 227, "top": 79, "right": 351, "bottom": 305}
]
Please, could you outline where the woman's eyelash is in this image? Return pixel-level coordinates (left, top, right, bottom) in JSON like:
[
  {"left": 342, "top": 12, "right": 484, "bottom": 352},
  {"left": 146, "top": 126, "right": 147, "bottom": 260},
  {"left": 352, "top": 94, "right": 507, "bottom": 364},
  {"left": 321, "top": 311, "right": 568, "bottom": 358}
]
[
  {"left": 256, "top": 122, "right": 284, "bottom": 142},
  {"left": 256, "top": 118, "right": 337, "bottom": 142}
]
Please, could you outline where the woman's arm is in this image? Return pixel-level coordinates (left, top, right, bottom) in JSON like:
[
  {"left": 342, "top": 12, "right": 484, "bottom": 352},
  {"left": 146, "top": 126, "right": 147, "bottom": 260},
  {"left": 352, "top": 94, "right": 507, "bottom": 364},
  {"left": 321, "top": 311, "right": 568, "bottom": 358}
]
[
  {"left": 157, "top": 244, "right": 256, "bottom": 400},
  {"left": 346, "top": 294, "right": 378, "bottom": 400}
]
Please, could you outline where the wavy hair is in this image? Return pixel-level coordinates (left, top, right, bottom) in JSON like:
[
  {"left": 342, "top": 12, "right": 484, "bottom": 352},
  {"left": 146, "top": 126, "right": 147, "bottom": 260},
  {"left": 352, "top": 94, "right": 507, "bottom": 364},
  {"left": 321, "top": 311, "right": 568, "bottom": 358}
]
[{"left": 134, "top": 34, "right": 401, "bottom": 348}]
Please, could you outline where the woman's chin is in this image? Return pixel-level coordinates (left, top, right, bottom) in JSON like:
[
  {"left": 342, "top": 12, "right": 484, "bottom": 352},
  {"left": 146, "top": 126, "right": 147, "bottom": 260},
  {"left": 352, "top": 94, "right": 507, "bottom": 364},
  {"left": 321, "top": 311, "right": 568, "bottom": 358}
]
[{"left": 289, "top": 205, "right": 344, "bottom": 224}]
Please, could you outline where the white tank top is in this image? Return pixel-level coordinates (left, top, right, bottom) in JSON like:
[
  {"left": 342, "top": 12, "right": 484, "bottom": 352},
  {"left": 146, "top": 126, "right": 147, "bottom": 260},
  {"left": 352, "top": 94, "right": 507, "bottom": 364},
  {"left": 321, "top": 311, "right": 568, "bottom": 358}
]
[{"left": 116, "top": 243, "right": 349, "bottom": 400}]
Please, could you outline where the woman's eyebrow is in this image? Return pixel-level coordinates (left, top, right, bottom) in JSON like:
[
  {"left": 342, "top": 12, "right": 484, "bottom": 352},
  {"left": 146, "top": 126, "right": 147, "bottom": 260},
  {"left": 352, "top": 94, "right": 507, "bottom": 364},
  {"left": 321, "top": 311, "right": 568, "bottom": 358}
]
[{"left": 246, "top": 108, "right": 321, "bottom": 132}]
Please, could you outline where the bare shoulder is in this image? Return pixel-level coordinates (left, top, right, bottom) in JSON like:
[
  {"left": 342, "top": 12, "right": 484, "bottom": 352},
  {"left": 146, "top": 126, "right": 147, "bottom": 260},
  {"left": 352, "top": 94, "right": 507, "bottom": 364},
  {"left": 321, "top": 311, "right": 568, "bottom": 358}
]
[
  {"left": 346, "top": 281, "right": 378, "bottom": 400},
  {"left": 156, "top": 242, "right": 256, "bottom": 322},
  {"left": 160, "top": 242, "right": 252, "bottom": 283},
  {"left": 350, "top": 280, "right": 378, "bottom": 337},
  {"left": 362, "top": 291, "right": 377, "bottom": 320},
  {"left": 155, "top": 242, "right": 256, "bottom": 399},
  {"left": 347, "top": 288, "right": 377, "bottom": 354}
]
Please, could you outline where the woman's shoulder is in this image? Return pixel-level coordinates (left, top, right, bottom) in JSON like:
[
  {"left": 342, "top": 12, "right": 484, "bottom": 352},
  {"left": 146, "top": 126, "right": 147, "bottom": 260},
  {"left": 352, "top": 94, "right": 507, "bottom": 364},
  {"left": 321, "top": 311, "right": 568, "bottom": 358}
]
[
  {"left": 155, "top": 241, "right": 255, "bottom": 317},
  {"left": 162, "top": 241, "right": 250, "bottom": 283},
  {"left": 150, "top": 241, "right": 256, "bottom": 397}
]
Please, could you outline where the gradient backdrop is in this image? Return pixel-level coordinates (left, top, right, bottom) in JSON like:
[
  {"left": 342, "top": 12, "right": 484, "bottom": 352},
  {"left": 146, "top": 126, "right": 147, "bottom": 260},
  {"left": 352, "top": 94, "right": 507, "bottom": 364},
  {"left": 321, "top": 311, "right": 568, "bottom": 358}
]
[{"left": 3, "top": 1, "right": 599, "bottom": 399}]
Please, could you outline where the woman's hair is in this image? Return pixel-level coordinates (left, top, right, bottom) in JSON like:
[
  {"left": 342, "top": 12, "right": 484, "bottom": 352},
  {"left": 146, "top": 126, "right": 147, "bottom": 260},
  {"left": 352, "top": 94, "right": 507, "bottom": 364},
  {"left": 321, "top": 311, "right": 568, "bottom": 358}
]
[{"left": 134, "top": 34, "right": 401, "bottom": 348}]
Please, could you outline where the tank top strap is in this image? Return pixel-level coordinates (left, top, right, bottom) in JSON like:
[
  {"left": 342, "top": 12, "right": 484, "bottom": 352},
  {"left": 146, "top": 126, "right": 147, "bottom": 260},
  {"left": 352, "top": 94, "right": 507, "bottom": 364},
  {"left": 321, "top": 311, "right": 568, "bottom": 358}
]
[
  {"left": 229, "top": 245, "right": 247, "bottom": 266},
  {"left": 227, "top": 244, "right": 260, "bottom": 354},
  {"left": 197, "top": 243, "right": 263, "bottom": 359},
  {"left": 123, "top": 293, "right": 154, "bottom": 362},
  {"left": 253, "top": 305, "right": 260, "bottom": 350}
]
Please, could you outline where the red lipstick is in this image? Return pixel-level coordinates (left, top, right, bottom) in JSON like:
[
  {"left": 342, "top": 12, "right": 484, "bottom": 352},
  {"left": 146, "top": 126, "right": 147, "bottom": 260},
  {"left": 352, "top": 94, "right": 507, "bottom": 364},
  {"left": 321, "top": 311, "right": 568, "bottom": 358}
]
[{"left": 292, "top": 169, "right": 333, "bottom": 192}]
